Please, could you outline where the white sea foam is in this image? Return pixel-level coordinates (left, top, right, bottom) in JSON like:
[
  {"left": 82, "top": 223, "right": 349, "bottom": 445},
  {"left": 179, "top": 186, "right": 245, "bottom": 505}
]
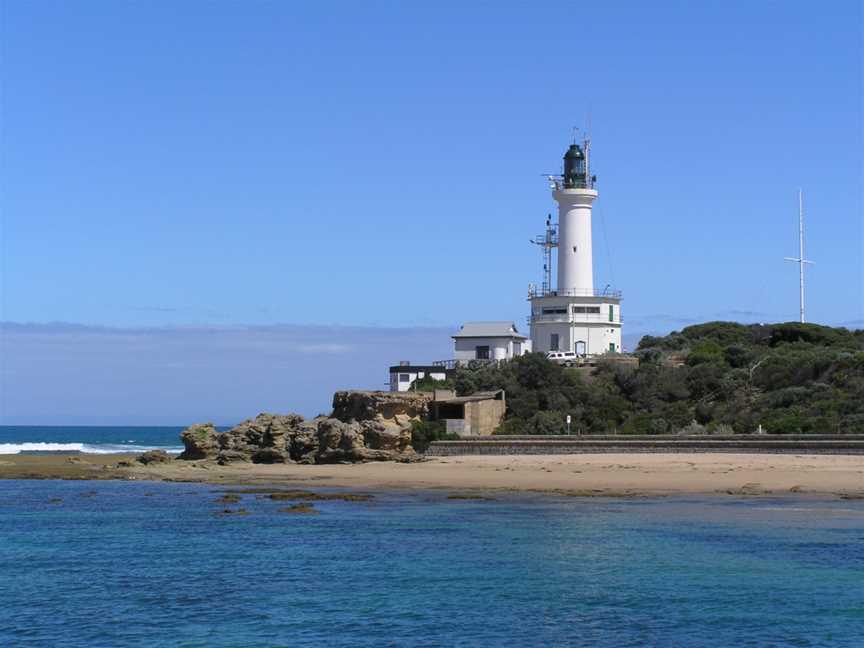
[{"left": 0, "top": 442, "right": 183, "bottom": 455}]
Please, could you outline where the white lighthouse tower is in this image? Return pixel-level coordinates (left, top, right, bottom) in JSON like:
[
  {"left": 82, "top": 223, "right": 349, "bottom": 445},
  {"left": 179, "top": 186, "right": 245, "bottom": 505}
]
[{"left": 529, "top": 137, "right": 623, "bottom": 357}]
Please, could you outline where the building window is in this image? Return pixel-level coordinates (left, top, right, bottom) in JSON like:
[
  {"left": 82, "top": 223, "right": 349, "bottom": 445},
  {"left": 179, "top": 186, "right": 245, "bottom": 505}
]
[
  {"left": 609, "top": 305, "right": 614, "bottom": 322},
  {"left": 575, "top": 340, "right": 586, "bottom": 355},
  {"left": 609, "top": 343, "right": 615, "bottom": 352},
  {"left": 399, "top": 373, "right": 411, "bottom": 382},
  {"left": 475, "top": 346, "right": 490, "bottom": 360},
  {"left": 550, "top": 334, "right": 559, "bottom": 351}
]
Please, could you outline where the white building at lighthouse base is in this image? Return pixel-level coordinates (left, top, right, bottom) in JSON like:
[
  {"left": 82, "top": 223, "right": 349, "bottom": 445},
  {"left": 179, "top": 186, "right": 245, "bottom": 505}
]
[{"left": 529, "top": 289, "right": 622, "bottom": 356}]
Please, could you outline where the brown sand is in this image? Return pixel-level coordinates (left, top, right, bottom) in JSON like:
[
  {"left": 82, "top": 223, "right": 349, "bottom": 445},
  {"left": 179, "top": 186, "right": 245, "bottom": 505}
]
[{"left": 1, "top": 452, "right": 863, "bottom": 498}]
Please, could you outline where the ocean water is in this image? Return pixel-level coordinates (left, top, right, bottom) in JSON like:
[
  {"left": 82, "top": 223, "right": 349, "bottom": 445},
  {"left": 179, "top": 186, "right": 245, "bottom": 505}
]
[
  {"left": 0, "top": 481, "right": 862, "bottom": 647},
  {"left": 0, "top": 425, "right": 189, "bottom": 454}
]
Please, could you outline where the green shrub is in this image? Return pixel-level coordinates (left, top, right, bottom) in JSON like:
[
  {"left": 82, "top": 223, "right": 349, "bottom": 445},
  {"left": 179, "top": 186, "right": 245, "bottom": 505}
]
[
  {"left": 494, "top": 418, "right": 526, "bottom": 435},
  {"left": 687, "top": 340, "right": 724, "bottom": 366},
  {"left": 409, "top": 375, "right": 453, "bottom": 392},
  {"left": 524, "top": 411, "right": 568, "bottom": 435},
  {"left": 447, "top": 322, "right": 863, "bottom": 436},
  {"left": 409, "top": 420, "right": 459, "bottom": 453},
  {"left": 723, "top": 344, "right": 754, "bottom": 368}
]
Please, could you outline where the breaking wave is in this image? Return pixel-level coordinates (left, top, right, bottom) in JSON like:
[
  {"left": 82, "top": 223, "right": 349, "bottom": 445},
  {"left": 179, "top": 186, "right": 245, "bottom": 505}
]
[{"left": 0, "top": 442, "right": 183, "bottom": 455}]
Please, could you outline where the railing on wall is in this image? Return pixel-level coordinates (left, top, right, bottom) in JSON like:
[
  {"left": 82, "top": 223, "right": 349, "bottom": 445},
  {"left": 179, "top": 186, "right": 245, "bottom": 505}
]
[
  {"left": 531, "top": 314, "right": 624, "bottom": 324},
  {"left": 528, "top": 286, "right": 623, "bottom": 299},
  {"left": 432, "top": 359, "right": 504, "bottom": 370}
]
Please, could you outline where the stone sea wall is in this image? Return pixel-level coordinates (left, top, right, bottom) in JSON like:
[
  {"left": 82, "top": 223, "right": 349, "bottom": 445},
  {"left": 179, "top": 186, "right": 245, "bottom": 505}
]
[{"left": 427, "top": 435, "right": 864, "bottom": 456}]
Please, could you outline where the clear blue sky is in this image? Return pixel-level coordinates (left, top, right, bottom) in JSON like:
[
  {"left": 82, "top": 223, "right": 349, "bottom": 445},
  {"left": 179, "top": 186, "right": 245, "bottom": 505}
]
[{"left": 1, "top": 1, "right": 862, "bottom": 423}]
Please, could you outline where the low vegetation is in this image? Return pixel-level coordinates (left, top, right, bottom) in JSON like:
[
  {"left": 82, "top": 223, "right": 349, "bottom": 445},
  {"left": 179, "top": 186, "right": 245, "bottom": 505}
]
[
  {"left": 409, "top": 375, "right": 453, "bottom": 392},
  {"left": 409, "top": 420, "right": 461, "bottom": 451},
  {"left": 450, "top": 322, "right": 864, "bottom": 435}
]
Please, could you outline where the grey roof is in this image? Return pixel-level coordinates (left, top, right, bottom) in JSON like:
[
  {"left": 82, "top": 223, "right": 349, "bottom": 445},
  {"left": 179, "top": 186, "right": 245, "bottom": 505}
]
[
  {"left": 438, "top": 390, "right": 505, "bottom": 404},
  {"left": 452, "top": 321, "right": 527, "bottom": 340}
]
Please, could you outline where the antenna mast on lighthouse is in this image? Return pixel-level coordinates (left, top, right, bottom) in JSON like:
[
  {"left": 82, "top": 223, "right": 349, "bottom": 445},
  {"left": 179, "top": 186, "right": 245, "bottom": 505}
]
[
  {"left": 784, "top": 189, "right": 814, "bottom": 323},
  {"left": 530, "top": 214, "right": 558, "bottom": 295}
]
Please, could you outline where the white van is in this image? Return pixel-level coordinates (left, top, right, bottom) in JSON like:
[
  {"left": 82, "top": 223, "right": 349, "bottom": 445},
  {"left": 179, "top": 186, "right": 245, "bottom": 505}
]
[{"left": 546, "top": 350, "right": 581, "bottom": 367}]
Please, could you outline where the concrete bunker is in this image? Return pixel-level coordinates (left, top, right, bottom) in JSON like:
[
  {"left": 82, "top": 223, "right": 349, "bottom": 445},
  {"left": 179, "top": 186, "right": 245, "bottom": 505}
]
[{"left": 430, "top": 390, "right": 506, "bottom": 437}]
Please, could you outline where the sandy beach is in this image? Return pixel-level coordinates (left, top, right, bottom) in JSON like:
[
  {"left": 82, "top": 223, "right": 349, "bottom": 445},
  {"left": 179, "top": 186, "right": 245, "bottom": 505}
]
[{"left": 1, "top": 452, "right": 863, "bottom": 498}]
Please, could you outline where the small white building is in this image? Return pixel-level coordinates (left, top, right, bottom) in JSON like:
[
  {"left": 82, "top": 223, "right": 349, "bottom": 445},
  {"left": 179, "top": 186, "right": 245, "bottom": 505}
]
[
  {"left": 452, "top": 321, "right": 531, "bottom": 362},
  {"left": 529, "top": 293, "right": 622, "bottom": 355},
  {"left": 388, "top": 363, "right": 449, "bottom": 392}
]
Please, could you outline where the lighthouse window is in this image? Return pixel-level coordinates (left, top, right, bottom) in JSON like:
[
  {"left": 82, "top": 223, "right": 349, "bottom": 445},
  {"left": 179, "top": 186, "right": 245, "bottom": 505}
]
[
  {"left": 542, "top": 307, "right": 567, "bottom": 314},
  {"left": 573, "top": 306, "right": 601, "bottom": 314},
  {"left": 609, "top": 305, "right": 614, "bottom": 322}
]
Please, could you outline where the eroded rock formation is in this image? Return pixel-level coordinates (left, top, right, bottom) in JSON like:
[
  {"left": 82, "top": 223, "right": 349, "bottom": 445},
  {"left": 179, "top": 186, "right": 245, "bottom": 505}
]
[
  {"left": 178, "top": 391, "right": 424, "bottom": 464},
  {"left": 217, "top": 413, "right": 305, "bottom": 464},
  {"left": 137, "top": 449, "right": 171, "bottom": 465},
  {"left": 331, "top": 390, "right": 432, "bottom": 425},
  {"left": 178, "top": 423, "right": 220, "bottom": 460}
]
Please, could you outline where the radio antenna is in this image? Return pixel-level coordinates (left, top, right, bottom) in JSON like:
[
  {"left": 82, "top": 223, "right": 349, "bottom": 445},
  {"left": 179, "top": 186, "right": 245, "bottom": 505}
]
[
  {"left": 784, "top": 189, "right": 815, "bottom": 323},
  {"left": 530, "top": 214, "right": 558, "bottom": 296}
]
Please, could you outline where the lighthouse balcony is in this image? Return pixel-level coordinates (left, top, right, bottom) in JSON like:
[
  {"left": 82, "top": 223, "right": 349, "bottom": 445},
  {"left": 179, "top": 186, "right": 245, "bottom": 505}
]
[{"left": 528, "top": 286, "right": 622, "bottom": 299}]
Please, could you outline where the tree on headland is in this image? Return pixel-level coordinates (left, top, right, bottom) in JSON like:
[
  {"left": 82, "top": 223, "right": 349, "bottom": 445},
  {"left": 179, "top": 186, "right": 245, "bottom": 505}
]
[
  {"left": 450, "top": 322, "right": 864, "bottom": 435},
  {"left": 408, "top": 375, "right": 454, "bottom": 392}
]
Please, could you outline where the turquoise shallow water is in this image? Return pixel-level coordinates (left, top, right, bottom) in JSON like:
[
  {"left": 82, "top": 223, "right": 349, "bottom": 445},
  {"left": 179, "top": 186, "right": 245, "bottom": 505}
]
[{"left": 1, "top": 480, "right": 862, "bottom": 647}]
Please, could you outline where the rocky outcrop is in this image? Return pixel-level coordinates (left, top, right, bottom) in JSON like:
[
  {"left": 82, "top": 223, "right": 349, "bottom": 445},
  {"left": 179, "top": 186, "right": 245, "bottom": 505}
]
[
  {"left": 179, "top": 423, "right": 220, "bottom": 460},
  {"left": 315, "top": 418, "right": 366, "bottom": 463},
  {"left": 177, "top": 391, "right": 424, "bottom": 465},
  {"left": 217, "top": 413, "right": 304, "bottom": 464},
  {"left": 312, "top": 418, "right": 413, "bottom": 463},
  {"left": 361, "top": 420, "right": 413, "bottom": 453},
  {"left": 331, "top": 390, "right": 432, "bottom": 425},
  {"left": 137, "top": 449, "right": 171, "bottom": 465},
  {"left": 288, "top": 420, "right": 321, "bottom": 463}
]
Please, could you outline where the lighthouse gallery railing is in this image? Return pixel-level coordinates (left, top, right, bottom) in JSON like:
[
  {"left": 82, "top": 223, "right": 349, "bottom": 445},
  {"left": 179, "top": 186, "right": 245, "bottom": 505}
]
[{"left": 528, "top": 287, "right": 623, "bottom": 299}]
